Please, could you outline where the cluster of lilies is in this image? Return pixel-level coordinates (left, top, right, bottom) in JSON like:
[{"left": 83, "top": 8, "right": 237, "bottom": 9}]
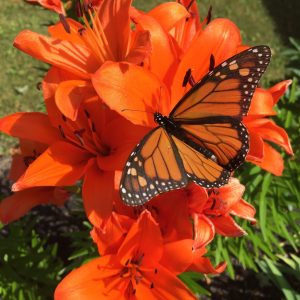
[{"left": 0, "top": 0, "right": 292, "bottom": 298}]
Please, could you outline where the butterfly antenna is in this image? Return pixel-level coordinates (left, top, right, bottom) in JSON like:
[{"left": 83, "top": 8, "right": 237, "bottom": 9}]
[
  {"left": 156, "top": 86, "right": 163, "bottom": 113},
  {"left": 121, "top": 108, "right": 154, "bottom": 115}
]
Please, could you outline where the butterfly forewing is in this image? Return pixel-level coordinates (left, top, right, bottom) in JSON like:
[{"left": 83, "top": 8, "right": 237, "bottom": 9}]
[
  {"left": 169, "top": 45, "right": 271, "bottom": 170},
  {"left": 120, "top": 127, "right": 188, "bottom": 206},
  {"left": 170, "top": 46, "right": 271, "bottom": 121}
]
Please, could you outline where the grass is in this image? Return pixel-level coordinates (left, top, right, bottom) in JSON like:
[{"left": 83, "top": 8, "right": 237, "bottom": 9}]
[{"left": 0, "top": 0, "right": 57, "bottom": 153}]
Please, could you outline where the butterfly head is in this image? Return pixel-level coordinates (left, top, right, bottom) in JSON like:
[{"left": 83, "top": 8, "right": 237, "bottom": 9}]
[{"left": 154, "top": 112, "right": 164, "bottom": 124}]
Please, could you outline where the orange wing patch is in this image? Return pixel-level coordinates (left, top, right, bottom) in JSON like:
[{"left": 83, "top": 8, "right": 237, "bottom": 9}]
[
  {"left": 120, "top": 127, "right": 187, "bottom": 206},
  {"left": 180, "top": 122, "right": 248, "bottom": 170},
  {"left": 172, "top": 135, "right": 230, "bottom": 188}
]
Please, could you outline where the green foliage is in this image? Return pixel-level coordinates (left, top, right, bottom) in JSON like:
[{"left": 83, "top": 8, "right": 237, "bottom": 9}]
[
  {"left": 179, "top": 272, "right": 210, "bottom": 297},
  {"left": 283, "top": 38, "right": 300, "bottom": 78},
  {"left": 0, "top": 219, "right": 63, "bottom": 300}
]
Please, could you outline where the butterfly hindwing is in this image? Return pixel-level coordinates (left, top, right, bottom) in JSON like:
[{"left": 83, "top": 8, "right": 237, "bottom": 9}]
[
  {"left": 178, "top": 120, "right": 249, "bottom": 171},
  {"left": 120, "top": 127, "right": 188, "bottom": 206},
  {"left": 171, "top": 134, "right": 230, "bottom": 188},
  {"left": 170, "top": 45, "right": 271, "bottom": 121}
]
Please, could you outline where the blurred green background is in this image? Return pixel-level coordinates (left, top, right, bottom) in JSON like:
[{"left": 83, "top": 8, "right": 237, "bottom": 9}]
[{"left": 0, "top": 0, "right": 300, "bottom": 299}]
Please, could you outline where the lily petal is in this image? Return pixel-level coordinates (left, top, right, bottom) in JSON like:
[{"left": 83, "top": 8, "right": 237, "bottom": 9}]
[
  {"left": 48, "top": 19, "right": 86, "bottom": 45},
  {"left": 140, "top": 264, "right": 197, "bottom": 300},
  {"left": 246, "top": 118, "right": 293, "bottom": 155},
  {"left": 160, "top": 239, "right": 194, "bottom": 274},
  {"left": 188, "top": 249, "right": 227, "bottom": 274},
  {"left": 216, "top": 178, "right": 245, "bottom": 211},
  {"left": 91, "top": 212, "right": 134, "bottom": 255},
  {"left": 82, "top": 161, "right": 115, "bottom": 227},
  {"left": 14, "top": 30, "right": 97, "bottom": 79},
  {"left": 55, "top": 80, "right": 96, "bottom": 121},
  {"left": 131, "top": 7, "right": 179, "bottom": 84},
  {"left": 148, "top": 2, "right": 189, "bottom": 33},
  {"left": 193, "top": 214, "right": 215, "bottom": 249},
  {"left": 117, "top": 210, "right": 163, "bottom": 267},
  {"left": 0, "top": 112, "right": 60, "bottom": 145},
  {"left": 0, "top": 187, "right": 68, "bottom": 224},
  {"left": 54, "top": 256, "right": 119, "bottom": 300},
  {"left": 12, "top": 141, "right": 91, "bottom": 191},
  {"left": 125, "top": 30, "right": 151, "bottom": 65},
  {"left": 92, "top": 62, "right": 170, "bottom": 126},
  {"left": 231, "top": 199, "right": 256, "bottom": 223},
  {"left": 247, "top": 131, "right": 264, "bottom": 161},
  {"left": 251, "top": 142, "right": 284, "bottom": 176},
  {"left": 171, "top": 18, "right": 241, "bottom": 106},
  {"left": 97, "top": 0, "right": 131, "bottom": 61},
  {"left": 26, "top": 0, "right": 65, "bottom": 14},
  {"left": 248, "top": 88, "right": 276, "bottom": 116},
  {"left": 269, "top": 80, "right": 293, "bottom": 105},
  {"left": 212, "top": 215, "right": 247, "bottom": 237}
]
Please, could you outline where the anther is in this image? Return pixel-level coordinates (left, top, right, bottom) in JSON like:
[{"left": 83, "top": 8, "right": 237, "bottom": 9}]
[
  {"left": 78, "top": 28, "right": 86, "bottom": 36},
  {"left": 186, "top": 0, "right": 195, "bottom": 10},
  {"left": 84, "top": 109, "right": 90, "bottom": 118},
  {"left": 206, "top": 6, "right": 213, "bottom": 25},
  {"left": 91, "top": 122, "right": 96, "bottom": 132},
  {"left": 182, "top": 69, "right": 192, "bottom": 87},
  {"left": 59, "top": 14, "right": 71, "bottom": 34},
  {"left": 150, "top": 282, "right": 154, "bottom": 289},
  {"left": 74, "top": 129, "right": 86, "bottom": 145},
  {"left": 154, "top": 268, "right": 158, "bottom": 274},
  {"left": 58, "top": 125, "right": 66, "bottom": 139},
  {"left": 61, "top": 114, "right": 67, "bottom": 122},
  {"left": 83, "top": 0, "right": 89, "bottom": 13},
  {"left": 75, "top": 0, "right": 83, "bottom": 18},
  {"left": 209, "top": 54, "right": 215, "bottom": 72}
]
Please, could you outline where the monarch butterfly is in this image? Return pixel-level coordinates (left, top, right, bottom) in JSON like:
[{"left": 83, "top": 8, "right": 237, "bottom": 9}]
[{"left": 120, "top": 45, "right": 271, "bottom": 206}]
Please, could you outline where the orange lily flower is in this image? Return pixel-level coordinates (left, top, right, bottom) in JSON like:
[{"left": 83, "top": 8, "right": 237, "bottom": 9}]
[
  {"left": 0, "top": 115, "right": 69, "bottom": 223},
  {"left": 0, "top": 68, "right": 148, "bottom": 226},
  {"left": 26, "top": 0, "right": 104, "bottom": 15},
  {"left": 244, "top": 80, "right": 294, "bottom": 175},
  {"left": 0, "top": 139, "right": 69, "bottom": 224},
  {"left": 55, "top": 210, "right": 197, "bottom": 300},
  {"left": 92, "top": 16, "right": 242, "bottom": 127},
  {"left": 127, "top": 4, "right": 241, "bottom": 104},
  {"left": 14, "top": 0, "right": 151, "bottom": 120},
  {"left": 146, "top": 0, "right": 202, "bottom": 52},
  {"left": 187, "top": 178, "right": 256, "bottom": 248},
  {"left": 26, "top": 0, "right": 65, "bottom": 14}
]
